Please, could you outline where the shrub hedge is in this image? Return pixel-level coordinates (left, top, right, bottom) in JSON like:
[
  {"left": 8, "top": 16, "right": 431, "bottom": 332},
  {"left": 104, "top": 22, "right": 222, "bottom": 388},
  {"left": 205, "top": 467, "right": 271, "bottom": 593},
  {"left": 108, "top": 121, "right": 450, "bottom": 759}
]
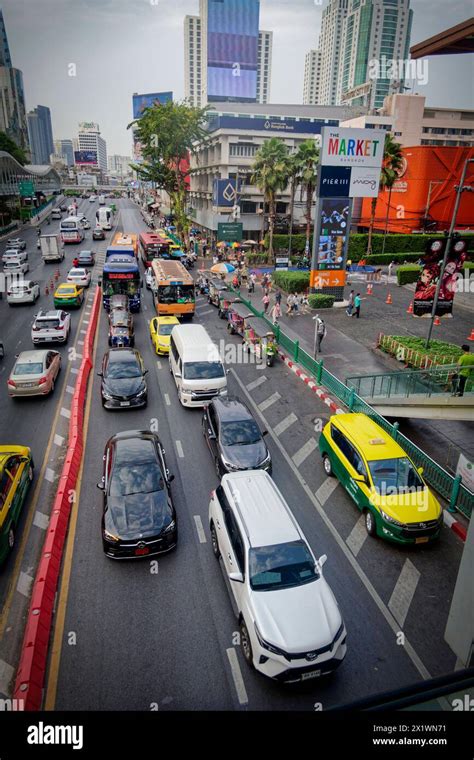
[
  {"left": 397, "top": 265, "right": 421, "bottom": 286},
  {"left": 272, "top": 271, "right": 309, "bottom": 293},
  {"left": 308, "top": 294, "right": 335, "bottom": 309}
]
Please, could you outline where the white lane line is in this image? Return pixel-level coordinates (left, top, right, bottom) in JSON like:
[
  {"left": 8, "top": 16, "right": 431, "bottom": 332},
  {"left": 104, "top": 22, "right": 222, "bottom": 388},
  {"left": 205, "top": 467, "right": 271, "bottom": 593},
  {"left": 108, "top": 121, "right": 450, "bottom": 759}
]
[
  {"left": 60, "top": 407, "right": 71, "bottom": 419},
  {"left": 77, "top": 340, "right": 84, "bottom": 346},
  {"left": 273, "top": 412, "right": 297, "bottom": 437},
  {"left": 175, "top": 440, "right": 184, "bottom": 458},
  {"left": 164, "top": 393, "right": 171, "bottom": 406},
  {"left": 44, "top": 468, "right": 55, "bottom": 483},
  {"left": 388, "top": 559, "right": 421, "bottom": 629},
  {"left": 17, "top": 571, "right": 34, "bottom": 598},
  {"left": 33, "top": 511, "right": 49, "bottom": 530},
  {"left": 292, "top": 438, "right": 317, "bottom": 468},
  {"left": 258, "top": 392, "right": 280, "bottom": 412},
  {"left": 315, "top": 477, "right": 340, "bottom": 505},
  {"left": 156, "top": 360, "right": 162, "bottom": 369},
  {"left": 346, "top": 514, "right": 368, "bottom": 557},
  {"left": 80, "top": 329, "right": 87, "bottom": 334},
  {"left": 0, "top": 659, "right": 14, "bottom": 695},
  {"left": 246, "top": 376, "right": 267, "bottom": 391},
  {"left": 66, "top": 385, "right": 75, "bottom": 394},
  {"left": 70, "top": 367, "right": 79, "bottom": 375},
  {"left": 82, "top": 319, "right": 89, "bottom": 324},
  {"left": 193, "top": 515, "right": 207, "bottom": 544},
  {"left": 226, "top": 648, "right": 249, "bottom": 706},
  {"left": 53, "top": 434, "right": 64, "bottom": 447}
]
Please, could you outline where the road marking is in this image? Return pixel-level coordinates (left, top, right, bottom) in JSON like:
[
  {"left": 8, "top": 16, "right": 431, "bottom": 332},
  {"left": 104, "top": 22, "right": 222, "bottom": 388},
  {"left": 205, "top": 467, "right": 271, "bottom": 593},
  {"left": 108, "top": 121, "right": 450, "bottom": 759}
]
[
  {"left": 273, "top": 412, "right": 297, "bottom": 437},
  {"left": 164, "top": 393, "right": 171, "bottom": 406},
  {"left": 33, "top": 511, "right": 49, "bottom": 530},
  {"left": 388, "top": 559, "right": 421, "bottom": 628},
  {"left": 226, "top": 648, "right": 249, "bottom": 706},
  {"left": 44, "top": 468, "right": 55, "bottom": 483},
  {"left": 198, "top": 309, "right": 213, "bottom": 316},
  {"left": 0, "top": 659, "right": 14, "bottom": 695},
  {"left": 246, "top": 376, "right": 267, "bottom": 391},
  {"left": 292, "top": 438, "right": 317, "bottom": 468},
  {"left": 258, "top": 392, "right": 280, "bottom": 412},
  {"left": 60, "top": 407, "right": 71, "bottom": 419},
  {"left": 82, "top": 320, "right": 89, "bottom": 325},
  {"left": 315, "top": 477, "right": 340, "bottom": 505},
  {"left": 53, "top": 434, "right": 64, "bottom": 446},
  {"left": 70, "top": 367, "right": 79, "bottom": 375},
  {"left": 229, "top": 368, "right": 432, "bottom": 681},
  {"left": 346, "top": 514, "right": 368, "bottom": 557},
  {"left": 175, "top": 440, "right": 184, "bottom": 458},
  {"left": 80, "top": 329, "right": 87, "bottom": 334},
  {"left": 156, "top": 360, "right": 162, "bottom": 369},
  {"left": 77, "top": 340, "right": 84, "bottom": 346},
  {"left": 66, "top": 385, "right": 75, "bottom": 394},
  {"left": 193, "top": 515, "right": 207, "bottom": 544},
  {"left": 16, "top": 571, "right": 34, "bottom": 598}
]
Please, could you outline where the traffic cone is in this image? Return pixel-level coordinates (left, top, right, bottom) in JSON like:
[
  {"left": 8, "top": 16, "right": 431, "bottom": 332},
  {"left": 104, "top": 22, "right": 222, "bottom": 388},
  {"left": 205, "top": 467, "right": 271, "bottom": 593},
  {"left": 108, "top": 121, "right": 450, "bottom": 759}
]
[
  {"left": 386, "top": 293, "right": 392, "bottom": 305},
  {"left": 468, "top": 328, "right": 474, "bottom": 341},
  {"left": 366, "top": 283, "right": 373, "bottom": 295},
  {"left": 434, "top": 316, "right": 441, "bottom": 326},
  {"left": 406, "top": 301, "right": 413, "bottom": 314}
]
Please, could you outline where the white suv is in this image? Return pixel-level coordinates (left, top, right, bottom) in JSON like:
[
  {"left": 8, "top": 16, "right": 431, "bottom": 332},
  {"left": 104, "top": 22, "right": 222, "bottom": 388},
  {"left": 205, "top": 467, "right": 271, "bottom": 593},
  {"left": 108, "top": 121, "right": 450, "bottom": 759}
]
[
  {"left": 209, "top": 470, "right": 347, "bottom": 684},
  {"left": 31, "top": 310, "right": 71, "bottom": 344}
]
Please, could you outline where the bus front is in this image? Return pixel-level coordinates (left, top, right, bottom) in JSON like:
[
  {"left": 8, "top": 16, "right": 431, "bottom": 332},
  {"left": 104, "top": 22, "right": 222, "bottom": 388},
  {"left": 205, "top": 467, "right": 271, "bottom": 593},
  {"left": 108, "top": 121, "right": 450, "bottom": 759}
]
[{"left": 102, "top": 258, "right": 141, "bottom": 312}]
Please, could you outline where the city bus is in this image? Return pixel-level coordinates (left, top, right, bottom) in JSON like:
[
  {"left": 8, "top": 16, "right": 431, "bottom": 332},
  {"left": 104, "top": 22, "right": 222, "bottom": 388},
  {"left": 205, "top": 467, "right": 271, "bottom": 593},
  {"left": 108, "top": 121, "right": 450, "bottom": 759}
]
[
  {"left": 111, "top": 232, "right": 138, "bottom": 257},
  {"left": 102, "top": 255, "right": 141, "bottom": 312},
  {"left": 60, "top": 216, "right": 85, "bottom": 244},
  {"left": 139, "top": 231, "right": 172, "bottom": 267},
  {"left": 96, "top": 207, "right": 112, "bottom": 230},
  {"left": 151, "top": 259, "right": 195, "bottom": 319}
]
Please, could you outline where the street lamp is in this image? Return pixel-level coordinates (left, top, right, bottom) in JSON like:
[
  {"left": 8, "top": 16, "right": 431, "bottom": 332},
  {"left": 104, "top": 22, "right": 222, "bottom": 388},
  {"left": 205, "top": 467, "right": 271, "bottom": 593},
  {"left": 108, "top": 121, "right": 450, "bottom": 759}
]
[{"left": 425, "top": 157, "right": 474, "bottom": 348}]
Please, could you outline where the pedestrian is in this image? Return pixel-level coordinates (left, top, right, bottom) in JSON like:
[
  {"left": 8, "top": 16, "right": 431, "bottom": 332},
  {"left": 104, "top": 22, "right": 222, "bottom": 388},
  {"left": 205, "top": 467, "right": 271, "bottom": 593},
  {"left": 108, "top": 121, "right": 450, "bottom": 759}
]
[
  {"left": 262, "top": 292, "right": 270, "bottom": 315},
  {"left": 299, "top": 293, "right": 309, "bottom": 314},
  {"left": 354, "top": 292, "right": 361, "bottom": 318},
  {"left": 346, "top": 289, "right": 354, "bottom": 316},
  {"left": 271, "top": 301, "right": 282, "bottom": 325},
  {"left": 292, "top": 293, "right": 300, "bottom": 316},
  {"left": 232, "top": 274, "right": 239, "bottom": 289},
  {"left": 248, "top": 272, "right": 256, "bottom": 294},
  {"left": 315, "top": 314, "right": 327, "bottom": 352},
  {"left": 275, "top": 289, "right": 282, "bottom": 306},
  {"left": 388, "top": 260, "right": 395, "bottom": 279},
  {"left": 73, "top": 257, "right": 79, "bottom": 268},
  {"left": 286, "top": 293, "right": 293, "bottom": 316},
  {"left": 212, "top": 254, "right": 218, "bottom": 265},
  {"left": 454, "top": 344, "right": 474, "bottom": 396}
]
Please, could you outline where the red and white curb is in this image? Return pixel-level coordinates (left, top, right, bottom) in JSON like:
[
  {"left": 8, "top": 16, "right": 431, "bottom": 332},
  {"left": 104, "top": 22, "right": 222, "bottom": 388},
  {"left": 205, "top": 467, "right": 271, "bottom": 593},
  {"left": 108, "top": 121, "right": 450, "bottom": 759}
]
[
  {"left": 443, "top": 510, "right": 467, "bottom": 542},
  {"left": 279, "top": 351, "right": 345, "bottom": 414}
]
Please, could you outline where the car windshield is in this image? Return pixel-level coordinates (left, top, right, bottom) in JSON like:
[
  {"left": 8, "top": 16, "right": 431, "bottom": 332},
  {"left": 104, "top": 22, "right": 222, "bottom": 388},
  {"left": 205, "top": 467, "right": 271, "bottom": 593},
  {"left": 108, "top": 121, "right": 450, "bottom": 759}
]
[
  {"left": 183, "top": 361, "right": 225, "bottom": 380},
  {"left": 105, "top": 358, "right": 141, "bottom": 379},
  {"left": 69, "top": 270, "right": 86, "bottom": 276},
  {"left": 249, "top": 541, "right": 318, "bottom": 591},
  {"left": 14, "top": 362, "right": 43, "bottom": 375},
  {"left": 157, "top": 284, "right": 194, "bottom": 304},
  {"left": 158, "top": 324, "right": 174, "bottom": 336},
  {"left": 59, "top": 287, "right": 76, "bottom": 294},
  {"left": 220, "top": 419, "right": 261, "bottom": 446},
  {"left": 110, "top": 461, "right": 164, "bottom": 497},
  {"left": 368, "top": 457, "right": 424, "bottom": 494}
]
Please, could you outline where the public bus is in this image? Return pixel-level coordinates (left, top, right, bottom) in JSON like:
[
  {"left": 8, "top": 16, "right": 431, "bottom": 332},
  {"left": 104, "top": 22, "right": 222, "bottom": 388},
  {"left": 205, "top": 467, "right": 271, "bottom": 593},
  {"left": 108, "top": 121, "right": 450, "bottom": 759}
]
[
  {"left": 96, "top": 207, "right": 112, "bottom": 230},
  {"left": 151, "top": 259, "right": 195, "bottom": 319},
  {"left": 102, "top": 254, "right": 141, "bottom": 312},
  {"left": 111, "top": 232, "right": 138, "bottom": 257},
  {"left": 60, "top": 216, "right": 85, "bottom": 244},
  {"left": 139, "top": 231, "right": 172, "bottom": 267}
]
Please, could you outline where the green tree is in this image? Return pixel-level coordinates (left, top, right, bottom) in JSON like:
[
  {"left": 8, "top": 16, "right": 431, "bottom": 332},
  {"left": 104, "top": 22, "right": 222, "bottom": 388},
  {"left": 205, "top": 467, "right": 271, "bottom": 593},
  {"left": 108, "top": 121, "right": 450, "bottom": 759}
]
[
  {"left": 294, "top": 139, "right": 320, "bottom": 255},
  {"left": 251, "top": 137, "right": 291, "bottom": 263},
  {"left": 366, "top": 133, "right": 403, "bottom": 256},
  {"left": 0, "top": 131, "right": 27, "bottom": 165},
  {"left": 128, "top": 101, "right": 209, "bottom": 241},
  {"left": 286, "top": 152, "right": 302, "bottom": 256}
]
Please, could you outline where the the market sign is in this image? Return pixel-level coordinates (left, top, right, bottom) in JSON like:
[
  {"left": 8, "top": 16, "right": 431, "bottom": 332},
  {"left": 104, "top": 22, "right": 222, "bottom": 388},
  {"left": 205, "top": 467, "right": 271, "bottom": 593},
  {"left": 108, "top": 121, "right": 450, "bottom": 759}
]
[{"left": 320, "top": 127, "right": 384, "bottom": 168}]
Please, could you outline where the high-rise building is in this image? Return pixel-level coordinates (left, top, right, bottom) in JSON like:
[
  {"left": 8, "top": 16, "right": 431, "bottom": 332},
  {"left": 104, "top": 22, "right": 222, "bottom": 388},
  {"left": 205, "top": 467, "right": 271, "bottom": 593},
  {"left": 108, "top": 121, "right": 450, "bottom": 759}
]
[
  {"left": 303, "top": 50, "right": 321, "bottom": 105},
  {"left": 27, "top": 105, "right": 54, "bottom": 164},
  {"left": 76, "top": 122, "right": 107, "bottom": 171},
  {"left": 108, "top": 154, "right": 132, "bottom": 176},
  {"left": 0, "top": 9, "right": 29, "bottom": 153},
  {"left": 54, "top": 139, "right": 74, "bottom": 167},
  {"left": 0, "top": 10, "right": 12, "bottom": 67},
  {"left": 318, "top": 0, "right": 348, "bottom": 106},
  {"left": 184, "top": 1, "right": 272, "bottom": 107}
]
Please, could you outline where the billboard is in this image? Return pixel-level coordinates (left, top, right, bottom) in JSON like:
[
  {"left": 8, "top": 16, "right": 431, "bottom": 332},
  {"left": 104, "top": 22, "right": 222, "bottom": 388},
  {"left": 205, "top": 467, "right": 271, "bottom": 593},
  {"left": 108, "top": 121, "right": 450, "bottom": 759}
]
[
  {"left": 320, "top": 127, "right": 384, "bottom": 169},
  {"left": 74, "top": 150, "right": 97, "bottom": 165},
  {"left": 213, "top": 178, "right": 237, "bottom": 208},
  {"left": 217, "top": 222, "right": 242, "bottom": 242},
  {"left": 207, "top": 0, "right": 259, "bottom": 102},
  {"left": 132, "top": 91, "right": 173, "bottom": 119},
  {"left": 316, "top": 199, "right": 350, "bottom": 271},
  {"left": 207, "top": 114, "right": 335, "bottom": 135},
  {"left": 413, "top": 238, "right": 468, "bottom": 318}
]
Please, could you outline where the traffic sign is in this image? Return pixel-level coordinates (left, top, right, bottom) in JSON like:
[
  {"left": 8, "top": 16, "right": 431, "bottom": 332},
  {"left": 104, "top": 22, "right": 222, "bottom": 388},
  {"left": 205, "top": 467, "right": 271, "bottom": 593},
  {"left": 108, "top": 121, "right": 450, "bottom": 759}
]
[{"left": 19, "top": 180, "right": 35, "bottom": 197}]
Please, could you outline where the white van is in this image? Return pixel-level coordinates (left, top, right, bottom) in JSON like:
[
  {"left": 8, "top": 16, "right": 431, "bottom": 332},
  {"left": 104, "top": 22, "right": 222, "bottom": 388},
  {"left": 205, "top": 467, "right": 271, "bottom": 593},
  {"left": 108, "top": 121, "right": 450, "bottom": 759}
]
[
  {"left": 98, "top": 194, "right": 105, "bottom": 205},
  {"left": 169, "top": 324, "right": 227, "bottom": 407}
]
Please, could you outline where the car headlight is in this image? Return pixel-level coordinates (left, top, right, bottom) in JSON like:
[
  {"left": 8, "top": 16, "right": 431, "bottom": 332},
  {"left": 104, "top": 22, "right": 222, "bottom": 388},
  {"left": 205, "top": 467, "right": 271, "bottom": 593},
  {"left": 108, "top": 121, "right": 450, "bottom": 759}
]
[
  {"left": 380, "top": 509, "right": 406, "bottom": 528},
  {"left": 103, "top": 530, "right": 120, "bottom": 543},
  {"left": 163, "top": 519, "right": 176, "bottom": 534},
  {"left": 102, "top": 389, "right": 113, "bottom": 400},
  {"left": 259, "top": 452, "right": 271, "bottom": 467},
  {"left": 220, "top": 456, "right": 240, "bottom": 471},
  {"left": 254, "top": 624, "right": 287, "bottom": 657},
  {"left": 135, "top": 386, "right": 147, "bottom": 397}
]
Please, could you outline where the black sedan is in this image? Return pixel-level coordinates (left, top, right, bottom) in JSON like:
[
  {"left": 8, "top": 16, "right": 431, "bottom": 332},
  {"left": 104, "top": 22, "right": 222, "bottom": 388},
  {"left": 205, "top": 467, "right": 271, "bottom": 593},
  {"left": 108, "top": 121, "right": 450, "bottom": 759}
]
[
  {"left": 93, "top": 227, "right": 106, "bottom": 240},
  {"left": 98, "top": 348, "right": 147, "bottom": 409},
  {"left": 97, "top": 430, "right": 177, "bottom": 558},
  {"left": 108, "top": 309, "right": 135, "bottom": 347},
  {"left": 202, "top": 397, "right": 271, "bottom": 477},
  {"left": 77, "top": 250, "right": 95, "bottom": 267}
]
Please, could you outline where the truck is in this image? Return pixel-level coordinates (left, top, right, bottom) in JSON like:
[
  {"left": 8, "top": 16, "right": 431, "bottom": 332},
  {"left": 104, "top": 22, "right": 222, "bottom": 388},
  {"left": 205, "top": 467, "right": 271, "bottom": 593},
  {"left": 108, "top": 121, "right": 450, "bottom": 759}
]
[{"left": 40, "top": 234, "right": 65, "bottom": 263}]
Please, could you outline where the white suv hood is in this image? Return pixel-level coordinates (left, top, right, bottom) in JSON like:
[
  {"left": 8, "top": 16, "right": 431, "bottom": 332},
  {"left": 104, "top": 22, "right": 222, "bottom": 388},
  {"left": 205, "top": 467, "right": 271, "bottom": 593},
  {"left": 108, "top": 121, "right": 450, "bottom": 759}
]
[{"left": 250, "top": 577, "right": 342, "bottom": 654}]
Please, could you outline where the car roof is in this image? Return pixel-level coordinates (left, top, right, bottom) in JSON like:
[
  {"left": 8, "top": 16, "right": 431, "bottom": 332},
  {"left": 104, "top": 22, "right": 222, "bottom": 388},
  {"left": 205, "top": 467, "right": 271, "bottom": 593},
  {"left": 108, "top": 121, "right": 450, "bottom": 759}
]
[
  {"left": 221, "top": 471, "right": 301, "bottom": 548},
  {"left": 330, "top": 413, "right": 404, "bottom": 461},
  {"left": 211, "top": 396, "right": 252, "bottom": 422},
  {"left": 156, "top": 316, "right": 179, "bottom": 324},
  {"left": 16, "top": 350, "right": 49, "bottom": 362}
]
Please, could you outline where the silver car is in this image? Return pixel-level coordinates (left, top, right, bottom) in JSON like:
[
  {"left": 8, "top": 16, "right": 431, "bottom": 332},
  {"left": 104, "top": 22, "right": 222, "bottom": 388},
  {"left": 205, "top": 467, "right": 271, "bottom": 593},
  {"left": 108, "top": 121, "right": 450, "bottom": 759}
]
[
  {"left": 8, "top": 350, "right": 61, "bottom": 397},
  {"left": 7, "top": 280, "right": 40, "bottom": 305}
]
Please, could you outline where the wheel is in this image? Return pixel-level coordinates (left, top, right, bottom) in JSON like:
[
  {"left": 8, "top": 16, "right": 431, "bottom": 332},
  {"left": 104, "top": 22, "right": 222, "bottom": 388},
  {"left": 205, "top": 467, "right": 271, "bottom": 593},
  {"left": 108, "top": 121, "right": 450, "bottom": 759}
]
[
  {"left": 7, "top": 524, "right": 15, "bottom": 552},
  {"left": 365, "top": 509, "right": 376, "bottom": 537},
  {"left": 239, "top": 619, "right": 254, "bottom": 668},
  {"left": 322, "top": 454, "right": 333, "bottom": 477},
  {"left": 210, "top": 523, "right": 220, "bottom": 559}
]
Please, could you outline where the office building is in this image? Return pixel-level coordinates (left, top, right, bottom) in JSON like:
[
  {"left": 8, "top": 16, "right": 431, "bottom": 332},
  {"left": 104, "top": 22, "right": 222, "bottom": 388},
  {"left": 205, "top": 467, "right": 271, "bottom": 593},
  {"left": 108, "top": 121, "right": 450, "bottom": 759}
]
[
  {"left": 184, "top": 1, "right": 272, "bottom": 107},
  {"left": 0, "top": 9, "right": 29, "bottom": 153},
  {"left": 0, "top": 9, "right": 12, "bottom": 67},
  {"left": 303, "top": 50, "right": 321, "bottom": 105},
  {"left": 108, "top": 154, "right": 132, "bottom": 176},
  {"left": 76, "top": 122, "right": 107, "bottom": 171},
  {"left": 54, "top": 139, "right": 74, "bottom": 167},
  {"left": 27, "top": 105, "right": 54, "bottom": 164}
]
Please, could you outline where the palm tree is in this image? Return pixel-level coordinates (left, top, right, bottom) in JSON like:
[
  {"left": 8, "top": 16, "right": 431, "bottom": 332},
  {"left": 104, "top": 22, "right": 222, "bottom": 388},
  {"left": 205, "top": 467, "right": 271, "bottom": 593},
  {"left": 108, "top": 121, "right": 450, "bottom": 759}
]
[
  {"left": 366, "top": 133, "right": 403, "bottom": 257},
  {"left": 294, "top": 139, "right": 320, "bottom": 256},
  {"left": 286, "top": 152, "right": 302, "bottom": 258},
  {"left": 251, "top": 138, "right": 291, "bottom": 263}
]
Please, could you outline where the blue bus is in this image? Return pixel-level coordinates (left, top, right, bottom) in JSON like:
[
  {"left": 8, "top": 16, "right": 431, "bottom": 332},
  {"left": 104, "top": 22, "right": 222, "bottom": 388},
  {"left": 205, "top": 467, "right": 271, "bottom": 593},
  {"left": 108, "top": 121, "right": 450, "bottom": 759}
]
[
  {"left": 102, "top": 255, "right": 141, "bottom": 312},
  {"left": 105, "top": 245, "right": 135, "bottom": 261}
]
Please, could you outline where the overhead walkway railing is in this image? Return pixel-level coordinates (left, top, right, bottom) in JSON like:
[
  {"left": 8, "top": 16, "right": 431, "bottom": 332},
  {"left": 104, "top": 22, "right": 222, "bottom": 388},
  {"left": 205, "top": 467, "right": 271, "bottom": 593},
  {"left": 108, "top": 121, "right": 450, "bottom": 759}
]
[
  {"left": 228, "top": 286, "right": 473, "bottom": 520},
  {"left": 345, "top": 365, "right": 473, "bottom": 399}
]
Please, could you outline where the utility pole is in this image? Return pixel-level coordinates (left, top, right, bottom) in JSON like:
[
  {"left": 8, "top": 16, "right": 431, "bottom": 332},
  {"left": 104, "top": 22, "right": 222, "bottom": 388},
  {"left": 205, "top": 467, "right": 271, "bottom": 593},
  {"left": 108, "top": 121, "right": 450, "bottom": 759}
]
[{"left": 425, "top": 157, "right": 473, "bottom": 348}]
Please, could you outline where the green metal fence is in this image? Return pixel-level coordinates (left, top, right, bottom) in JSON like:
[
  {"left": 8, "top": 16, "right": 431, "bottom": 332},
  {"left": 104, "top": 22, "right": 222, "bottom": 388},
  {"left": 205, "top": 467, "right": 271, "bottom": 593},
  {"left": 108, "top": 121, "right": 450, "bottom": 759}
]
[{"left": 229, "top": 286, "right": 473, "bottom": 520}]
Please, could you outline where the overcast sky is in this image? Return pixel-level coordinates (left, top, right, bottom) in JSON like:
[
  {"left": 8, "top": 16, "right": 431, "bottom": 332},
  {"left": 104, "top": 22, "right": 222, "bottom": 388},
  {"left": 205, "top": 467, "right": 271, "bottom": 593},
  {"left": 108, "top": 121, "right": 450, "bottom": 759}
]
[{"left": 3, "top": 0, "right": 474, "bottom": 155}]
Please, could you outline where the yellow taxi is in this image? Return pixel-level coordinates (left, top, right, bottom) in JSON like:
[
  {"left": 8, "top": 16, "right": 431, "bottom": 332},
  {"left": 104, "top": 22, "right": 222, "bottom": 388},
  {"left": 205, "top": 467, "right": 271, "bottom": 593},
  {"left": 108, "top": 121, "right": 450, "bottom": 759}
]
[
  {"left": 319, "top": 413, "right": 443, "bottom": 545},
  {"left": 149, "top": 316, "right": 179, "bottom": 355},
  {"left": 0, "top": 445, "right": 34, "bottom": 563},
  {"left": 53, "top": 282, "right": 84, "bottom": 309}
]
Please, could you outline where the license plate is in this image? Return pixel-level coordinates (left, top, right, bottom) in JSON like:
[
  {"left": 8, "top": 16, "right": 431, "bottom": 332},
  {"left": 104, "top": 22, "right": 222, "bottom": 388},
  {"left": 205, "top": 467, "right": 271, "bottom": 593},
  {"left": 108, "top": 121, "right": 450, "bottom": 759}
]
[
  {"left": 301, "top": 669, "right": 321, "bottom": 681},
  {"left": 416, "top": 536, "right": 429, "bottom": 544},
  {"left": 120, "top": 401, "right": 130, "bottom": 407},
  {"left": 135, "top": 547, "right": 149, "bottom": 556},
  {"left": 22, "top": 383, "right": 36, "bottom": 388}
]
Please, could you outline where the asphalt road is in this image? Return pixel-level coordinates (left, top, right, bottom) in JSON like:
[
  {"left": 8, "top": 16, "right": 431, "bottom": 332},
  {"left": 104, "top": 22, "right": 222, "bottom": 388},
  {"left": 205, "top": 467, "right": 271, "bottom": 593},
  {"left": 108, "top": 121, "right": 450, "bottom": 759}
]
[{"left": 47, "top": 200, "right": 465, "bottom": 711}]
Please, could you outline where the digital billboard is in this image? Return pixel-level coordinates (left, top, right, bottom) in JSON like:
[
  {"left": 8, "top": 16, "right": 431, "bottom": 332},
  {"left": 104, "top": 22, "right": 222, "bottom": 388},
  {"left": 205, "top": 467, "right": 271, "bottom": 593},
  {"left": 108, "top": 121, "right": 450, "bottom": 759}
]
[
  {"left": 132, "top": 92, "right": 173, "bottom": 119},
  {"left": 316, "top": 199, "right": 350, "bottom": 271},
  {"left": 207, "top": 0, "right": 259, "bottom": 102},
  {"left": 74, "top": 150, "right": 97, "bottom": 165}
]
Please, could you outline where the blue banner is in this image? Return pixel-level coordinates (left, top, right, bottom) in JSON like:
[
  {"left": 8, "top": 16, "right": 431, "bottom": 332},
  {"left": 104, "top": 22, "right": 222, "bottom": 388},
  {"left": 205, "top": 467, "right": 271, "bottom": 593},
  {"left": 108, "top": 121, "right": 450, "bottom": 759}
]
[
  {"left": 207, "top": 114, "right": 338, "bottom": 135},
  {"left": 213, "top": 178, "right": 237, "bottom": 207},
  {"left": 318, "top": 166, "right": 352, "bottom": 197}
]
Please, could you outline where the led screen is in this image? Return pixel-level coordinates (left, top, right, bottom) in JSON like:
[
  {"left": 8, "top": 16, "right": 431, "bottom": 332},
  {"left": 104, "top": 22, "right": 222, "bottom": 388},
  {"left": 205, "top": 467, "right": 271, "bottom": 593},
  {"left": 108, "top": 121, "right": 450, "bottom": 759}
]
[{"left": 207, "top": 0, "right": 259, "bottom": 102}]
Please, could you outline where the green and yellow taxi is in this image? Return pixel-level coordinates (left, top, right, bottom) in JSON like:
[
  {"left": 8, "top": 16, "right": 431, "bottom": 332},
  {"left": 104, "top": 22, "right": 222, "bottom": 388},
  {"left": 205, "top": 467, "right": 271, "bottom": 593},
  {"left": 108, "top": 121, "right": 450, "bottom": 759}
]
[
  {"left": 0, "top": 445, "right": 34, "bottom": 563},
  {"left": 149, "top": 316, "right": 179, "bottom": 355},
  {"left": 319, "top": 414, "right": 443, "bottom": 545},
  {"left": 53, "top": 282, "right": 84, "bottom": 309}
]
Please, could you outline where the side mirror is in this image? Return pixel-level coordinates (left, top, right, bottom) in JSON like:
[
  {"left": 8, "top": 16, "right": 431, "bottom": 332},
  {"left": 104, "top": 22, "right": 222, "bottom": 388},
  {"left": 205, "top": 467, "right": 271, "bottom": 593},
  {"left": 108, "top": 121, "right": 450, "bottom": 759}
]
[
  {"left": 174, "top": 372, "right": 181, "bottom": 379},
  {"left": 143, "top": 369, "right": 149, "bottom": 376},
  {"left": 208, "top": 429, "right": 215, "bottom": 439},
  {"left": 318, "top": 554, "right": 327, "bottom": 567},
  {"left": 262, "top": 430, "right": 268, "bottom": 437},
  {"left": 353, "top": 473, "right": 367, "bottom": 484},
  {"left": 229, "top": 571, "right": 244, "bottom": 584},
  {"left": 96, "top": 481, "right": 105, "bottom": 490},
  {"left": 226, "top": 369, "right": 230, "bottom": 375},
  {"left": 97, "top": 371, "right": 103, "bottom": 377},
  {"left": 168, "top": 474, "right": 175, "bottom": 483},
  {"left": 417, "top": 466, "right": 424, "bottom": 475}
]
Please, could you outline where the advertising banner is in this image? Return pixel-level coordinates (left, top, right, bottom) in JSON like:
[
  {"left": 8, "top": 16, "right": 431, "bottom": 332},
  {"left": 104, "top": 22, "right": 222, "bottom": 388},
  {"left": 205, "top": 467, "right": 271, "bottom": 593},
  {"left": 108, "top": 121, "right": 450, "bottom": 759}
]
[
  {"left": 132, "top": 92, "right": 173, "bottom": 119},
  {"left": 74, "top": 150, "right": 97, "bottom": 165},
  {"left": 413, "top": 238, "right": 468, "bottom": 317},
  {"left": 217, "top": 222, "right": 242, "bottom": 242},
  {"left": 207, "top": 0, "right": 259, "bottom": 102},
  {"left": 320, "top": 127, "right": 384, "bottom": 169},
  {"left": 318, "top": 166, "right": 351, "bottom": 198},
  {"left": 316, "top": 198, "right": 350, "bottom": 270},
  {"left": 213, "top": 178, "right": 237, "bottom": 208}
]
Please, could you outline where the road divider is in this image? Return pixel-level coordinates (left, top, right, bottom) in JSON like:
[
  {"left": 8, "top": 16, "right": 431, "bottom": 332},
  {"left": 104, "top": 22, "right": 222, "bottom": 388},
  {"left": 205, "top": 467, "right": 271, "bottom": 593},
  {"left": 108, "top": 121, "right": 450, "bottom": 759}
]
[{"left": 13, "top": 286, "right": 102, "bottom": 710}]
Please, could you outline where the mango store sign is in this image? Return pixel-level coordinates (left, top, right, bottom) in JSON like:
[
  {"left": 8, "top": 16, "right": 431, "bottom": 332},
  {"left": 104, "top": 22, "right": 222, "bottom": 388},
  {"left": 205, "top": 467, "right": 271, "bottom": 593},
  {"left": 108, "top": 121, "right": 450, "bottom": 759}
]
[{"left": 320, "top": 127, "right": 384, "bottom": 169}]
